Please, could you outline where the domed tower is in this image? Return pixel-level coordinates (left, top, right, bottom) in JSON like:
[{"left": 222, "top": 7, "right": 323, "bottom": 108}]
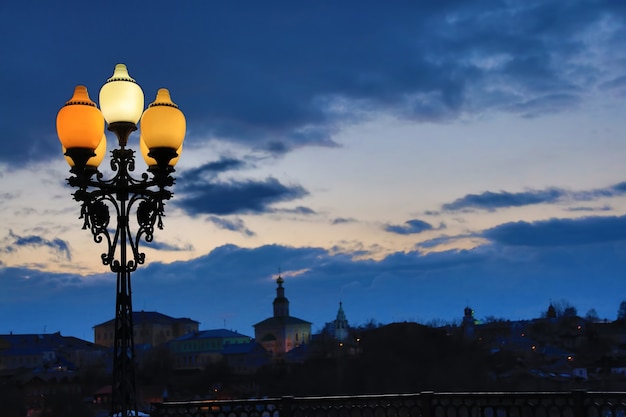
[
  {"left": 462, "top": 306, "right": 476, "bottom": 339},
  {"left": 273, "top": 276, "right": 289, "bottom": 318}
]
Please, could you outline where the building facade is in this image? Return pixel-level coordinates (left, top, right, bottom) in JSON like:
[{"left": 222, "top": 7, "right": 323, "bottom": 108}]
[
  {"left": 168, "top": 328, "right": 252, "bottom": 370},
  {"left": 93, "top": 311, "right": 199, "bottom": 348}
]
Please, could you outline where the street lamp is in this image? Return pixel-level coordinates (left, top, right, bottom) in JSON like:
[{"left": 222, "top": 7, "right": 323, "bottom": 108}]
[{"left": 56, "top": 64, "right": 185, "bottom": 417}]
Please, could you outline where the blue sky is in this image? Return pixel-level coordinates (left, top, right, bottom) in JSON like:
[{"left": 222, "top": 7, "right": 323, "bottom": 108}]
[{"left": 2, "top": 1, "right": 626, "bottom": 340}]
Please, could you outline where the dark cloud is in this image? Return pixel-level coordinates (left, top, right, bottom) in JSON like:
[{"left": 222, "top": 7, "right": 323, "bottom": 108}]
[
  {"left": 208, "top": 216, "right": 255, "bottom": 237},
  {"left": 1, "top": 230, "right": 71, "bottom": 261},
  {"left": 263, "top": 141, "right": 292, "bottom": 157},
  {"left": 600, "top": 75, "right": 626, "bottom": 90},
  {"left": 332, "top": 217, "right": 356, "bottom": 225},
  {"left": 415, "top": 235, "right": 471, "bottom": 250},
  {"left": 566, "top": 205, "right": 612, "bottom": 212},
  {"left": 142, "top": 240, "right": 194, "bottom": 252},
  {"left": 177, "top": 158, "right": 248, "bottom": 185},
  {"left": 483, "top": 215, "right": 626, "bottom": 247},
  {"left": 177, "top": 177, "right": 309, "bottom": 216},
  {"left": 505, "top": 93, "right": 580, "bottom": 118},
  {"left": 443, "top": 188, "right": 564, "bottom": 211},
  {"left": 385, "top": 219, "right": 443, "bottom": 235},
  {"left": 173, "top": 158, "right": 308, "bottom": 215},
  {"left": 442, "top": 182, "right": 626, "bottom": 212},
  {"left": 277, "top": 206, "right": 316, "bottom": 215},
  {"left": 3, "top": 1, "right": 625, "bottom": 165},
  {"left": 6, "top": 233, "right": 626, "bottom": 337}
]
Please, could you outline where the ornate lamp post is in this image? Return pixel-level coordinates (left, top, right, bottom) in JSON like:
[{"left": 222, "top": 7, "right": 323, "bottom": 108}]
[{"left": 56, "top": 64, "right": 185, "bottom": 417}]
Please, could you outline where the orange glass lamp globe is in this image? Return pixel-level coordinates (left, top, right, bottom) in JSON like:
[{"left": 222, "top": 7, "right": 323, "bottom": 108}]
[
  {"left": 56, "top": 85, "right": 104, "bottom": 150},
  {"left": 63, "top": 134, "right": 107, "bottom": 168},
  {"left": 140, "top": 136, "right": 182, "bottom": 168},
  {"left": 140, "top": 88, "right": 186, "bottom": 151},
  {"left": 99, "top": 64, "right": 144, "bottom": 125}
]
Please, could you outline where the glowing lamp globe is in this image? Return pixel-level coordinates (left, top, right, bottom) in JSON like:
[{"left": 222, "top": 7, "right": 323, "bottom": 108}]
[
  {"left": 56, "top": 86, "right": 104, "bottom": 150},
  {"left": 140, "top": 88, "right": 186, "bottom": 150},
  {"left": 140, "top": 136, "right": 182, "bottom": 168},
  {"left": 99, "top": 64, "right": 144, "bottom": 125},
  {"left": 64, "top": 134, "right": 107, "bottom": 168}
]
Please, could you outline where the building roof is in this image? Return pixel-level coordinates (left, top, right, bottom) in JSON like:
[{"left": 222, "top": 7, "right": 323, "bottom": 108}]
[
  {"left": 253, "top": 316, "right": 312, "bottom": 328},
  {"left": 0, "top": 332, "right": 98, "bottom": 355},
  {"left": 253, "top": 275, "right": 313, "bottom": 329},
  {"left": 222, "top": 341, "right": 266, "bottom": 355},
  {"left": 93, "top": 311, "right": 199, "bottom": 328},
  {"left": 171, "top": 329, "right": 251, "bottom": 342}
]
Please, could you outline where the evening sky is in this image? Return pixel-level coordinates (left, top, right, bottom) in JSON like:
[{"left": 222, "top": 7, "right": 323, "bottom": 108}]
[{"left": 1, "top": 1, "right": 626, "bottom": 340}]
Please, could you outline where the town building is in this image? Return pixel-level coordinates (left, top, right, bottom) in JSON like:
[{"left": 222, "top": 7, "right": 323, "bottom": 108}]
[
  {"left": 0, "top": 332, "right": 109, "bottom": 415},
  {"left": 0, "top": 331, "right": 106, "bottom": 371},
  {"left": 222, "top": 341, "right": 272, "bottom": 375},
  {"left": 254, "top": 276, "right": 312, "bottom": 357},
  {"left": 168, "top": 328, "right": 253, "bottom": 370},
  {"left": 93, "top": 311, "right": 199, "bottom": 348}
]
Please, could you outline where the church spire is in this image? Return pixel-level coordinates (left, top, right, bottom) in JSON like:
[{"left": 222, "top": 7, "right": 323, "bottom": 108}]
[
  {"left": 273, "top": 275, "right": 289, "bottom": 318},
  {"left": 334, "top": 301, "right": 349, "bottom": 341}
]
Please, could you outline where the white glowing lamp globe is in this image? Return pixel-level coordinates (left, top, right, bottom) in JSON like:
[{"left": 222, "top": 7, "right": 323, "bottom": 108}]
[{"left": 99, "top": 64, "right": 144, "bottom": 124}]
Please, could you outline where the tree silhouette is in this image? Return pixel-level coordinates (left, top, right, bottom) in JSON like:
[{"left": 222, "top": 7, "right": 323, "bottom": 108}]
[{"left": 617, "top": 301, "right": 626, "bottom": 321}]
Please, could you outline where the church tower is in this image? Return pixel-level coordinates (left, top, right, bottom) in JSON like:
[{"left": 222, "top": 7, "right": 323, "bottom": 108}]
[
  {"left": 462, "top": 306, "right": 476, "bottom": 339},
  {"left": 273, "top": 276, "right": 289, "bottom": 317},
  {"left": 254, "top": 275, "right": 312, "bottom": 357},
  {"left": 334, "top": 302, "right": 349, "bottom": 341}
]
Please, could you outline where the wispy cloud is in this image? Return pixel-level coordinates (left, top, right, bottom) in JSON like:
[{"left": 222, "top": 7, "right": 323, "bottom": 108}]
[
  {"left": 207, "top": 216, "right": 255, "bottom": 237},
  {"left": 332, "top": 217, "right": 357, "bottom": 225},
  {"left": 385, "top": 219, "right": 445, "bottom": 235},
  {"left": 142, "top": 240, "right": 195, "bottom": 252},
  {"left": 276, "top": 206, "right": 316, "bottom": 215},
  {"left": 442, "top": 188, "right": 564, "bottom": 211},
  {"left": 441, "top": 182, "right": 626, "bottom": 212},
  {"left": 177, "top": 158, "right": 248, "bottom": 185},
  {"left": 566, "top": 205, "right": 612, "bottom": 213},
  {"left": 1, "top": 230, "right": 71, "bottom": 261}
]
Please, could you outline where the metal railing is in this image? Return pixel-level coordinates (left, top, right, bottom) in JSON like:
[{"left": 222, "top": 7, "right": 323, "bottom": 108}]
[{"left": 150, "top": 391, "right": 626, "bottom": 417}]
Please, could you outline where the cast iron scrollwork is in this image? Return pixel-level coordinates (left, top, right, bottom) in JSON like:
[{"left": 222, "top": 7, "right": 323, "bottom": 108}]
[{"left": 67, "top": 146, "right": 175, "bottom": 274}]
